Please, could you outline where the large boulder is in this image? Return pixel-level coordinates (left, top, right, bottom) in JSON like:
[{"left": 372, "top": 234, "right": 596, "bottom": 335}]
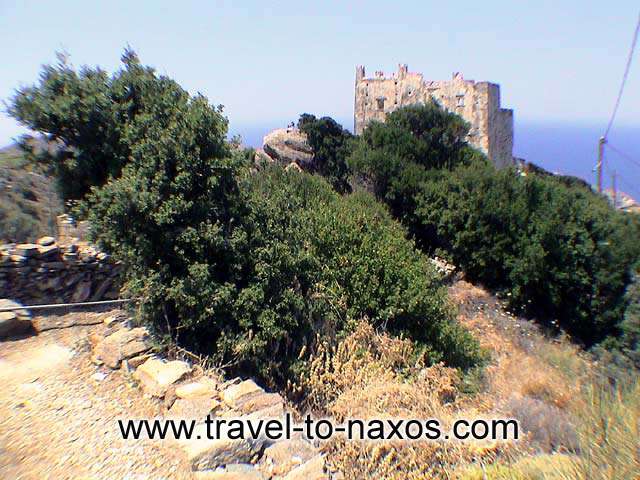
[{"left": 261, "top": 128, "right": 314, "bottom": 169}]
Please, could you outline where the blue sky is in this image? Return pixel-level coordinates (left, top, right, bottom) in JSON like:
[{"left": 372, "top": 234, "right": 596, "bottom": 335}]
[{"left": 1, "top": 1, "right": 639, "bottom": 191}]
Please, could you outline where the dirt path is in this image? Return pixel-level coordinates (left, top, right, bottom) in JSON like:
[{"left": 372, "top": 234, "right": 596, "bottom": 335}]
[{"left": 0, "top": 310, "right": 194, "bottom": 480}]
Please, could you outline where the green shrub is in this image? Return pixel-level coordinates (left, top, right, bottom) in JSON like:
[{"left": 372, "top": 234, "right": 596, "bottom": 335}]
[
  {"left": 242, "top": 167, "right": 482, "bottom": 382},
  {"left": 415, "top": 162, "right": 640, "bottom": 345},
  {"left": 297, "top": 113, "right": 353, "bottom": 193},
  {"left": 347, "top": 104, "right": 640, "bottom": 348},
  {"left": 14, "top": 52, "right": 480, "bottom": 387},
  {"left": 8, "top": 49, "right": 199, "bottom": 203}
]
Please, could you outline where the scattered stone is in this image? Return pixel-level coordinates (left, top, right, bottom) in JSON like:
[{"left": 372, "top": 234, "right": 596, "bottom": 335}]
[
  {"left": 127, "top": 353, "right": 153, "bottom": 369},
  {"left": 134, "top": 358, "right": 192, "bottom": 397},
  {"left": 92, "top": 371, "right": 107, "bottom": 381},
  {"left": 194, "top": 464, "right": 267, "bottom": 479},
  {"left": 237, "top": 392, "right": 283, "bottom": 414},
  {"left": 179, "top": 425, "right": 262, "bottom": 470},
  {"left": 221, "top": 379, "right": 263, "bottom": 407},
  {"left": 282, "top": 455, "right": 327, "bottom": 480},
  {"left": 167, "top": 397, "right": 220, "bottom": 422},
  {"left": 246, "top": 402, "right": 285, "bottom": 421},
  {"left": 33, "top": 312, "right": 104, "bottom": 332},
  {"left": 0, "top": 311, "right": 30, "bottom": 338},
  {"left": 37, "top": 236, "right": 56, "bottom": 246},
  {"left": 92, "top": 327, "right": 151, "bottom": 368},
  {"left": 261, "top": 439, "right": 318, "bottom": 476},
  {"left": 0, "top": 299, "right": 32, "bottom": 338},
  {"left": 176, "top": 379, "right": 218, "bottom": 399}
]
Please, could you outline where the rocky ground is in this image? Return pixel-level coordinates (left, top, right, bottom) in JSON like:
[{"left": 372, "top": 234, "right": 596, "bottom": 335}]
[
  {"left": 0, "top": 309, "right": 328, "bottom": 480},
  {"left": 0, "top": 310, "right": 194, "bottom": 479}
]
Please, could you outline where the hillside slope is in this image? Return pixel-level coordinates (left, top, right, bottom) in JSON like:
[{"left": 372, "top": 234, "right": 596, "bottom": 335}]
[{"left": 0, "top": 144, "right": 62, "bottom": 242}]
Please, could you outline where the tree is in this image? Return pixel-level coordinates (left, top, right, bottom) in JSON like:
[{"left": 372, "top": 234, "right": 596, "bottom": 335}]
[
  {"left": 8, "top": 49, "right": 197, "bottom": 202},
  {"left": 297, "top": 114, "right": 353, "bottom": 193}
]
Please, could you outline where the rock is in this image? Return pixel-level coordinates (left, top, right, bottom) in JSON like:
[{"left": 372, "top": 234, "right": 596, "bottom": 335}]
[
  {"left": 37, "top": 245, "right": 59, "bottom": 258},
  {"left": 237, "top": 392, "right": 283, "bottom": 415},
  {"left": 262, "top": 128, "right": 314, "bottom": 169},
  {"left": 71, "top": 280, "right": 92, "bottom": 302},
  {"left": 127, "top": 353, "right": 153, "bottom": 369},
  {"left": 15, "top": 243, "right": 39, "bottom": 257},
  {"left": 194, "top": 464, "right": 267, "bottom": 479},
  {"left": 37, "top": 236, "right": 56, "bottom": 246},
  {"left": 0, "top": 311, "right": 32, "bottom": 338},
  {"left": 42, "top": 261, "right": 65, "bottom": 270},
  {"left": 253, "top": 148, "right": 273, "bottom": 165},
  {"left": 246, "top": 402, "right": 285, "bottom": 421},
  {"left": 33, "top": 312, "right": 103, "bottom": 332},
  {"left": 0, "top": 299, "right": 32, "bottom": 338},
  {"left": 92, "top": 327, "right": 151, "bottom": 368},
  {"left": 261, "top": 439, "right": 318, "bottom": 476},
  {"left": 221, "top": 379, "right": 263, "bottom": 408},
  {"left": 167, "top": 397, "right": 220, "bottom": 422},
  {"left": 10, "top": 255, "right": 26, "bottom": 264},
  {"left": 176, "top": 379, "right": 218, "bottom": 399},
  {"left": 179, "top": 425, "right": 262, "bottom": 470},
  {"left": 282, "top": 455, "right": 327, "bottom": 480},
  {"left": 134, "top": 358, "right": 192, "bottom": 397},
  {"left": 90, "top": 277, "right": 114, "bottom": 301}
]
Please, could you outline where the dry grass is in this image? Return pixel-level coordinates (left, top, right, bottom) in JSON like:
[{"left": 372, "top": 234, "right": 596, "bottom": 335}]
[
  {"left": 293, "top": 281, "right": 638, "bottom": 479},
  {"left": 295, "top": 322, "right": 522, "bottom": 479}
]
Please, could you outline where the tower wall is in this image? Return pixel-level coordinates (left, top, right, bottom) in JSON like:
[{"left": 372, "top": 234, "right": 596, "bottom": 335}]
[{"left": 354, "top": 64, "right": 514, "bottom": 168}]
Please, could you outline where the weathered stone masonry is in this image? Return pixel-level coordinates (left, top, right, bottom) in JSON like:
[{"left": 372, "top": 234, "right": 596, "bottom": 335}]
[
  {"left": 354, "top": 64, "right": 514, "bottom": 168},
  {"left": 0, "top": 216, "right": 121, "bottom": 306}
]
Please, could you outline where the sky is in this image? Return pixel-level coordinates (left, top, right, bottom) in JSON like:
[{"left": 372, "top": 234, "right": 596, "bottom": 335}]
[{"left": 1, "top": 1, "right": 639, "bottom": 192}]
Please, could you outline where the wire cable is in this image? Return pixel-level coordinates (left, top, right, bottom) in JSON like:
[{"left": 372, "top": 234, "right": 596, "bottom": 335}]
[
  {"left": 604, "top": 11, "right": 640, "bottom": 138},
  {"left": 606, "top": 143, "right": 640, "bottom": 169}
]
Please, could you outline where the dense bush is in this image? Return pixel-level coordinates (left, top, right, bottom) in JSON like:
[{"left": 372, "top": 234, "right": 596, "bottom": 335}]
[
  {"left": 297, "top": 113, "right": 353, "bottom": 193},
  {"left": 89, "top": 159, "right": 481, "bottom": 385},
  {"left": 13, "top": 52, "right": 480, "bottom": 386},
  {"left": 242, "top": 168, "right": 481, "bottom": 383},
  {"left": 8, "top": 49, "right": 197, "bottom": 202},
  {"left": 347, "top": 104, "right": 640, "bottom": 347},
  {"left": 415, "top": 163, "right": 640, "bottom": 345}
]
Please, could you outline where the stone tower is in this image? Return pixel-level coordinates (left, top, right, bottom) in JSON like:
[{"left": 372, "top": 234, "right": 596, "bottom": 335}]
[{"left": 354, "top": 64, "right": 514, "bottom": 168}]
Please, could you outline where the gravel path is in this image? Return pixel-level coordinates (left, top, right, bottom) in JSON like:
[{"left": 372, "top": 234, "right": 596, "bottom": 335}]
[{"left": 0, "top": 310, "right": 194, "bottom": 480}]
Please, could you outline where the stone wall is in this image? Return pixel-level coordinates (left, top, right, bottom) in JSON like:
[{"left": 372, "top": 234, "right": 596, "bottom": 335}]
[
  {"left": 0, "top": 236, "right": 121, "bottom": 305},
  {"left": 354, "top": 64, "right": 514, "bottom": 168}
]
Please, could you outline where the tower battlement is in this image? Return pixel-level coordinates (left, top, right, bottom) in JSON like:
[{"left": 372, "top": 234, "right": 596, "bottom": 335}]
[{"left": 354, "top": 64, "right": 514, "bottom": 168}]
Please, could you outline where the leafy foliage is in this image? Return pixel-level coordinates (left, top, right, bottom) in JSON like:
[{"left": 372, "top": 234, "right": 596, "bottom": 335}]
[
  {"left": 12, "top": 52, "right": 480, "bottom": 387},
  {"left": 347, "top": 103, "right": 640, "bottom": 347},
  {"left": 297, "top": 113, "right": 353, "bottom": 193},
  {"left": 8, "top": 49, "right": 198, "bottom": 202},
  {"left": 415, "top": 163, "right": 640, "bottom": 345}
]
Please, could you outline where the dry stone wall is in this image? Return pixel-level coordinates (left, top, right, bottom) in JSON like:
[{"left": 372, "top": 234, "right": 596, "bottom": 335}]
[{"left": 0, "top": 236, "right": 121, "bottom": 306}]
